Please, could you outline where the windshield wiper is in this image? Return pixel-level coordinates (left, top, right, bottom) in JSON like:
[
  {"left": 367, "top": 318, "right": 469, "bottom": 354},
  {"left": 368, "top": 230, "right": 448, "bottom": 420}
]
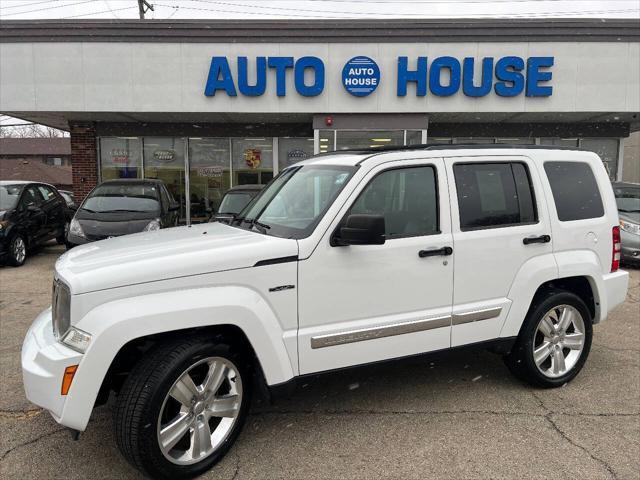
[
  {"left": 619, "top": 208, "right": 640, "bottom": 213},
  {"left": 240, "top": 217, "right": 271, "bottom": 234},
  {"left": 80, "top": 207, "right": 96, "bottom": 213}
]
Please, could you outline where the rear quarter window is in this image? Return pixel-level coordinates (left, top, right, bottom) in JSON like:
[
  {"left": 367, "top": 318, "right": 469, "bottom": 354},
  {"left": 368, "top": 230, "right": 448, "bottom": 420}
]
[{"left": 544, "top": 162, "right": 604, "bottom": 221}]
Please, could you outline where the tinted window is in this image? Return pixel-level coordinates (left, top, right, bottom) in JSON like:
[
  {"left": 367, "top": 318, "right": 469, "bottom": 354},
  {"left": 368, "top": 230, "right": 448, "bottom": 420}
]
[
  {"left": 37, "top": 185, "right": 56, "bottom": 202},
  {"left": 544, "top": 162, "right": 604, "bottom": 221},
  {"left": 83, "top": 183, "right": 160, "bottom": 213},
  {"left": 612, "top": 185, "right": 640, "bottom": 214},
  {"left": 349, "top": 166, "right": 439, "bottom": 238},
  {"left": 20, "top": 187, "right": 43, "bottom": 208},
  {"left": 454, "top": 162, "right": 537, "bottom": 230},
  {"left": 219, "top": 192, "right": 254, "bottom": 214}
]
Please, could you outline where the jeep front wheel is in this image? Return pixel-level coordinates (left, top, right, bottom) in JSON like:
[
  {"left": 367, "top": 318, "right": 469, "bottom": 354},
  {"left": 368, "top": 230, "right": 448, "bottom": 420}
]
[{"left": 113, "top": 337, "right": 251, "bottom": 479}]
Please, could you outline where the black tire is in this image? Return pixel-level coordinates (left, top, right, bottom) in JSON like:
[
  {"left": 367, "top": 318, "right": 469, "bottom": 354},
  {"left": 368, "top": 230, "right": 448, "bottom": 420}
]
[
  {"left": 113, "top": 336, "right": 252, "bottom": 480},
  {"left": 7, "top": 233, "right": 27, "bottom": 267},
  {"left": 504, "top": 289, "right": 593, "bottom": 388}
]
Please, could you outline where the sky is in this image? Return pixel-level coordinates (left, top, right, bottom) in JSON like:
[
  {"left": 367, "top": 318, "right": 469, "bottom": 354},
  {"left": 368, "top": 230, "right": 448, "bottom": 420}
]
[{"left": 0, "top": 0, "right": 638, "bottom": 20}]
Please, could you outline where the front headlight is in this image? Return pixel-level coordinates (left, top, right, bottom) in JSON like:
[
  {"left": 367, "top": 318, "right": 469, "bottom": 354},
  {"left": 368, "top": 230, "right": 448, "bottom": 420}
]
[
  {"left": 69, "top": 218, "right": 85, "bottom": 238},
  {"left": 620, "top": 219, "right": 640, "bottom": 236},
  {"left": 52, "top": 278, "right": 71, "bottom": 338},
  {"left": 144, "top": 219, "right": 161, "bottom": 231},
  {"left": 0, "top": 220, "right": 8, "bottom": 231},
  {"left": 61, "top": 327, "right": 92, "bottom": 353}
]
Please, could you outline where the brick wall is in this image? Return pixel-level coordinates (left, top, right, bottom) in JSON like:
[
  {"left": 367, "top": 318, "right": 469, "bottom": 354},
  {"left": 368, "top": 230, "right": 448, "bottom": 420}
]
[{"left": 70, "top": 122, "right": 98, "bottom": 201}]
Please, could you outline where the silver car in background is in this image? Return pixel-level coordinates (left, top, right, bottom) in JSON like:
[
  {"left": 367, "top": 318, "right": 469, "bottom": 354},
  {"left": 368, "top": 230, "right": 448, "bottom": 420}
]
[{"left": 613, "top": 182, "right": 640, "bottom": 263}]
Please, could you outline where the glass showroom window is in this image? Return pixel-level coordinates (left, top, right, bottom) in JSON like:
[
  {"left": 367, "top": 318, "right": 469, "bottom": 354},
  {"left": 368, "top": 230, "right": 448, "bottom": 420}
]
[
  {"left": 279, "top": 137, "right": 314, "bottom": 171},
  {"left": 143, "top": 137, "right": 187, "bottom": 224},
  {"left": 581, "top": 138, "right": 620, "bottom": 180},
  {"left": 319, "top": 130, "right": 335, "bottom": 154},
  {"left": 406, "top": 130, "right": 423, "bottom": 145},
  {"left": 336, "top": 130, "right": 404, "bottom": 150},
  {"left": 231, "top": 138, "right": 274, "bottom": 187},
  {"left": 189, "top": 138, "right": 231, "bottom": 223},
  {"left": 100, "top": 137, "right": 143, "bottom": 181}
]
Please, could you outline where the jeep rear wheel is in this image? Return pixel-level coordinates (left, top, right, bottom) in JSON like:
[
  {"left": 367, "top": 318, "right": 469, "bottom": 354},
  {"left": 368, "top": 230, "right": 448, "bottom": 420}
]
[
  {"left": 504, "top": 290, "right": 593, "bottom": 388},
  {"left": 113, "top": 337, "right": 251, "bottom": 479}
]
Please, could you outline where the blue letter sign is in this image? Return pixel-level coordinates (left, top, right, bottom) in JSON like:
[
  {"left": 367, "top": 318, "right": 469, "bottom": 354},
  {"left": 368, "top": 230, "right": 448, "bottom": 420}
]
[{"left": 204, "top": 55, "right": 553, "bottom": 99}]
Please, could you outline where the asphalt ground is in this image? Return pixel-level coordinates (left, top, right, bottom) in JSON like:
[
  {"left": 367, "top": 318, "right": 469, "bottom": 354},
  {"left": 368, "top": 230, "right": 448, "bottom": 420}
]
[{"left": 0, "top": 243, "right": 638, "bottom": 479}]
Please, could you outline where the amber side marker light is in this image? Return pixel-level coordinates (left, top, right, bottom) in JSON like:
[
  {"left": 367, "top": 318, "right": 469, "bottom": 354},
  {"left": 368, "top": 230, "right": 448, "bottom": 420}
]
[{"left": 61, "top": 365, "right": 78, "bottom": 395}]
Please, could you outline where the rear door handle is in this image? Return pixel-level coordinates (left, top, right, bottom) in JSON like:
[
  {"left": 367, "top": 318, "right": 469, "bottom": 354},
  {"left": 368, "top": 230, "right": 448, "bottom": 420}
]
[
  {"left": 523, "top": 234, "right": 551, "bottom": 245},
  {"left": 419, "top": 246, "right": 453, "bottom": 258}
]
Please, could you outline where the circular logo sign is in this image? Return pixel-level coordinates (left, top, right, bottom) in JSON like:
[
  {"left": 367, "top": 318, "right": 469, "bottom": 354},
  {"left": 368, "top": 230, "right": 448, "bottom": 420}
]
[{"left": 342, "top": 56, "right": 380, "bottom": 97}]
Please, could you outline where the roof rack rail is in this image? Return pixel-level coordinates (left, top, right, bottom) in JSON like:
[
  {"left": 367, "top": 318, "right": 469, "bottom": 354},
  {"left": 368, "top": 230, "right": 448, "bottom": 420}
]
[{"left": 321, "top": 143, "right": 586, "bottom": 156}]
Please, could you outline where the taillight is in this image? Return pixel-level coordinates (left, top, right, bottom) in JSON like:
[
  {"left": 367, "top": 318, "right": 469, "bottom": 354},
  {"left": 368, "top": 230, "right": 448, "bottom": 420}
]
[{"left": 612, "top": 226, "right": 621, "bottom": 272}]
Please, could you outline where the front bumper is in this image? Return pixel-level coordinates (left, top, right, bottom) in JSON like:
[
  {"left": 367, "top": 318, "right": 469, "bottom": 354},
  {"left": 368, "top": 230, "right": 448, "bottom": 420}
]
[
  {"left": 21, "top": 308, "right": 83, "bottom": 425},
  {"left": 66, "top": 233, "right": 89, "bottom": 247}
]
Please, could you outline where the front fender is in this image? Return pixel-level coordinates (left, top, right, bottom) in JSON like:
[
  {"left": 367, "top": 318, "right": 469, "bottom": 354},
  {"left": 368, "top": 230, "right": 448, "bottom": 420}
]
[{"left": 64, "top": 286, "right": 296, "bottom": 431}]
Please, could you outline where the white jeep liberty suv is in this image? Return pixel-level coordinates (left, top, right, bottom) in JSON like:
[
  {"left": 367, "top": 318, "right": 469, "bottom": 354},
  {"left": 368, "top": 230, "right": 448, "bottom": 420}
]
[{"left": 22, "top": 146, "right": 629, "bottom": 479}]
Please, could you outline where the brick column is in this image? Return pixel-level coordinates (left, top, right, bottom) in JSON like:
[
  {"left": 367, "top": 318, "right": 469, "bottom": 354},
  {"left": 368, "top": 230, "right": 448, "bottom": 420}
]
[{"left": 70, "top": 122, "right": 98, "bottom": 201}]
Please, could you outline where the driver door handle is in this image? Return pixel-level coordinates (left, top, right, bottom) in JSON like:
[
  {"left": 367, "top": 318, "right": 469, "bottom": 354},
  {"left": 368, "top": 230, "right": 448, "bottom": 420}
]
[
  {"left": 523, "top": 234, "right": 551, "bottom": 245},
  {"left": 419, "top": 246, "right": 453, "bottom": 258}
]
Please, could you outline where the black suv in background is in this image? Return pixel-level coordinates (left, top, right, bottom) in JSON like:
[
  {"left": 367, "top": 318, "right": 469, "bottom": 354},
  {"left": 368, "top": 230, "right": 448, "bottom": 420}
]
[
  {"left": 0, "top": 181, "right": 68, "bottom": 267},
  {"left": 67, "top": 179, "right": 179, "bottom": 247},
  {"left": 210, "top": 184, "right": 263, "bottom": 224}
]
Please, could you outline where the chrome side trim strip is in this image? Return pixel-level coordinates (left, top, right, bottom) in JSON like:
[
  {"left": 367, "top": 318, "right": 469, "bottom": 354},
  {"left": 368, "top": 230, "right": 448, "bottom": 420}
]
[
  {"left": 310, "top": 315, "right": 451, "bottom": 349},
  {"left": 452, "top": 307, "right": 502, "bottom": 326}
]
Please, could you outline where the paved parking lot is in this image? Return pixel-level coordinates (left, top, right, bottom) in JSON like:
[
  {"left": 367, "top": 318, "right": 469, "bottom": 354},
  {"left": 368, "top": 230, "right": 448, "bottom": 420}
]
[{"left": 0, "top": 243, "right": 638, "bottom": 479}]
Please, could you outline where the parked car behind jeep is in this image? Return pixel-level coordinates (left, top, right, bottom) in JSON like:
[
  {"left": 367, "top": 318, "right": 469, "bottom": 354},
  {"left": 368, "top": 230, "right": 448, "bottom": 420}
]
[
  {"left": 67, "top": 179, "right": 179, "bottom": 247},
  {"left": 210, "top": 184, "right": 263, "bottom": 224},
  {"left": 613, "top": 182, "right": 640, "bottom": 263},
  {"left": 0, "top": 181, "right": 68, "bottom": 266}
]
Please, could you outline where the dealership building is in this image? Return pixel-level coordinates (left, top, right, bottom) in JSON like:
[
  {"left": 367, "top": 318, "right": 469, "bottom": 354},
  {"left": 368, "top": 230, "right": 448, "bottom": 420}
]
[{"left": 1, "top": 19, "right": 638, "bottom": 223}]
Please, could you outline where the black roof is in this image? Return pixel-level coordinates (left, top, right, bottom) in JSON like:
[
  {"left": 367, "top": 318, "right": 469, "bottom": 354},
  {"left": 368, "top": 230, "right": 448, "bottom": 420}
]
[{"left": 1, "top": 19, "right": 638, "bottom": 43}]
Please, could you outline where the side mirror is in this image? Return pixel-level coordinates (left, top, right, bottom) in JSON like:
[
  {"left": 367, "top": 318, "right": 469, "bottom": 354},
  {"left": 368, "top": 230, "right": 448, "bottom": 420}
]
[
  {"left": 26, "top": 204, "right": 40, "bottom": 213},
  {"left": 332, "top": 214, "right": 386, "bottom": 246},
  {"left": 169, "top": 203, "right": 180, "bottom": 212}
]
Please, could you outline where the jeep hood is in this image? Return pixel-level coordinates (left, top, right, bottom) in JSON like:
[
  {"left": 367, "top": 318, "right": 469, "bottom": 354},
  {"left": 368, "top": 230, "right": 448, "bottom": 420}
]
[{"left": 55, "top": 222, "right": 298, "bottom": 294}]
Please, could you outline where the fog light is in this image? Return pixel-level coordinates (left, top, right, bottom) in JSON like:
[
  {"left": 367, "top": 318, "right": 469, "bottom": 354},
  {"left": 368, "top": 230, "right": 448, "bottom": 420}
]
[
  {"left": 61, "top": 328, "right": 92, "bottom": 353},
  {"left": 61, "top": 365, "right": 78, "bottom": 395}
]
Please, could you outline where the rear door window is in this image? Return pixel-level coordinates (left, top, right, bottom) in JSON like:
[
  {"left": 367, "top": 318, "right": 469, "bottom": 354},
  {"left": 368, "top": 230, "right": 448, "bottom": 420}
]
[
  {"left": 544, "top": 162, "right": 604, "bottom": 221},
  {"left": 453, "top": 162, "right": 537, "bottom": 230}
]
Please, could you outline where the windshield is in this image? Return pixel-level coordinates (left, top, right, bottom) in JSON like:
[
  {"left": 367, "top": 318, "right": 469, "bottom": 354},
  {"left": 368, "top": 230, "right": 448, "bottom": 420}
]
[
  {"left": 234, "top": 165, "right": 356, "bottom": 239},
  {"left": 82, "top": 183, "right": 160, "bottom": 213},
  {"left": 218, "top": 192, "right": 255, "bottom": 214},
  {"left": 614, "top": 185, "right": 640, "bottom": 213},
  {"left": 0, "top": 185, "right": 23, "bottom": 210}
]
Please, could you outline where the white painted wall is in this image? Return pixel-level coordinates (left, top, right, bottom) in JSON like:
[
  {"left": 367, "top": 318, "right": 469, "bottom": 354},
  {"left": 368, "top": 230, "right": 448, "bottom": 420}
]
[{"left": 1, "top": 41, "right": 638, "bottom": 114}]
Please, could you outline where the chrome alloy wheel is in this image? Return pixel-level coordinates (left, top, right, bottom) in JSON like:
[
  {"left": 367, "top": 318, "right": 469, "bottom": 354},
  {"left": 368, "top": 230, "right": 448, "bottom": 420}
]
[
  {"left": 157, "top": 357, "right": 243, "bottom": 465},
  {"left": 533, "top": 305, "right": 586, "bottom": 378},
  {"left": 12, "top": 236, "right": 26, "bottom": 263}
]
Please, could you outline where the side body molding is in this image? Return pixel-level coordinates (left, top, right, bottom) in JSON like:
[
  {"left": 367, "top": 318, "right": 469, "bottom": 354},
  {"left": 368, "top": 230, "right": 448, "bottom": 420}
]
[{"left": 65, "top": 286, "right": 295, "bottom": 431}]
